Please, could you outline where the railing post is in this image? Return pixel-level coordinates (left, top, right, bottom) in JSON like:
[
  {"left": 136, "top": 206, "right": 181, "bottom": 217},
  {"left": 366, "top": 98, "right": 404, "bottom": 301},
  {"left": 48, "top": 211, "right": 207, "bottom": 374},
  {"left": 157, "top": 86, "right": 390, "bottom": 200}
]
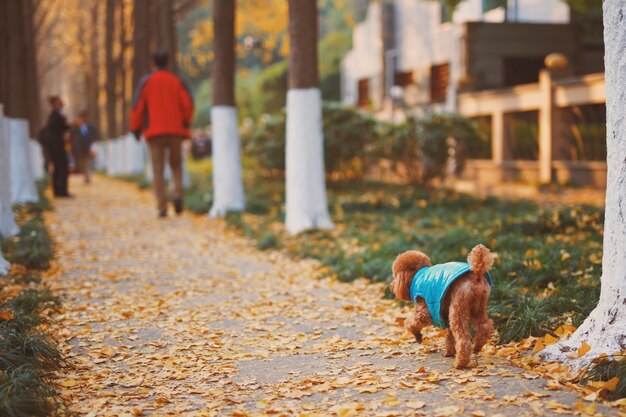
[
  {"left": 492, "top": 110, "right": 504, "bottom": 164},
  {"left": 538, "top": 69, "right": 554, "bottom": 184}
]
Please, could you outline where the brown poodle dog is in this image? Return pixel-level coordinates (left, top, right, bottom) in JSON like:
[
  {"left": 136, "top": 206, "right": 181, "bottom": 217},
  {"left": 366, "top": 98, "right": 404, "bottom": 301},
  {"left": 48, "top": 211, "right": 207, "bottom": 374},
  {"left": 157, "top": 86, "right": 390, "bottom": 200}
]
[{"left": 390, "top": 244, "right": 494, "bottom": 369}]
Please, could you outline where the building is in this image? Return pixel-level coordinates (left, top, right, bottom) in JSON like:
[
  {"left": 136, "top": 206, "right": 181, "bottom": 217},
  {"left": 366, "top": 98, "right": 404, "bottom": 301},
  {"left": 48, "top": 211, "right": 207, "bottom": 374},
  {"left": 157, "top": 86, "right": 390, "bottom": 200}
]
[
  {"left": 341, "top": 0, "right": 606, "bottom": 188},
  {"left": 341, "top": 0, "right": 603, "bottom": 113}
]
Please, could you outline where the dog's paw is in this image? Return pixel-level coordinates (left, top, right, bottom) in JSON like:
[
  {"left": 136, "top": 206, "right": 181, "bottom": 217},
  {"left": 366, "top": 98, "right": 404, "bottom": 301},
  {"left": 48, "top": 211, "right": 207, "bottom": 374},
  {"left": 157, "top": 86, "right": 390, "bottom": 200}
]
[
  {"left": 413, "top": 332, "right": 423, "bottom": 343},
  {"left": 444, "top": 349, "right": 455, "bottom": 357}
]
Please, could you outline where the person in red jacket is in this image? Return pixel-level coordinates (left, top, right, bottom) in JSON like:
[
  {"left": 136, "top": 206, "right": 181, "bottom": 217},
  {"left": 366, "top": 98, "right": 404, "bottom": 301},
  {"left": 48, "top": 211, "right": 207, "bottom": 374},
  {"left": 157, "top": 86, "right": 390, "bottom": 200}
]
[{"left": 131, "top": 51, "right": 194, "bottom": 218}]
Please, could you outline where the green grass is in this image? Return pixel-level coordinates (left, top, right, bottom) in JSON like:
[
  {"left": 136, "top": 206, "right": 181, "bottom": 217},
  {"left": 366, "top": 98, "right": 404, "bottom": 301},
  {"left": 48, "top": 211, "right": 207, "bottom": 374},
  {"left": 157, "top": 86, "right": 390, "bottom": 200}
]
[
  {"left": 137, "top": 158, "right": 604, "bottom": 344},
  {"left": 0, "top": 178, "right": 68, "bottom": 416},
  {"left": 1, "top": 215, "right": 54, "bottom": 270},
  {"left": 583, "top": 354, "right": 626, "bottom": 400}
]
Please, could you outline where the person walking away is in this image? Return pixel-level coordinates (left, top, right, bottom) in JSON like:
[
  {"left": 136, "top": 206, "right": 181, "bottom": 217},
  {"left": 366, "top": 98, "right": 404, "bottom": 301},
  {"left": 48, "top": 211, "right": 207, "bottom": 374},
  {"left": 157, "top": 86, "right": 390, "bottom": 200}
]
[
  {"left": 70, "top": 110, "right": 100, "bottom": 184},
  {"left": 131, "top": 51, "right": 194, "bottom": 218},
  {"left": 44, "top": 96, "right": 71, "bottom": 197}
]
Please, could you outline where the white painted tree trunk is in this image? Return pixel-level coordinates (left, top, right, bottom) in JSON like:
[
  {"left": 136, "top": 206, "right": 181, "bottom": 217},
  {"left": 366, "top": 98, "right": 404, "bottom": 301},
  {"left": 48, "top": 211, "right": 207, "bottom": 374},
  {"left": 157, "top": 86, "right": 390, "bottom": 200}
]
[
  {"left": 209, "top": 106, "right": 245, "bottom": 217},
  {"left": 540, "top": 0, "right": 626, "bottom": 367},
  {"left": 0, "top": 107, "right": 19, "bottom": 237},
  {"left": 30, "top": 139, "right": 45, "bottom": 179},
  {"left": 9, "top": 118, "right": 39, "bottom": 204},
  {"left": 285, "top": 88, "right": 333, "bottom": 234},
  {"left": 0, "top": 249, "right": 9, "bottom": 276}
]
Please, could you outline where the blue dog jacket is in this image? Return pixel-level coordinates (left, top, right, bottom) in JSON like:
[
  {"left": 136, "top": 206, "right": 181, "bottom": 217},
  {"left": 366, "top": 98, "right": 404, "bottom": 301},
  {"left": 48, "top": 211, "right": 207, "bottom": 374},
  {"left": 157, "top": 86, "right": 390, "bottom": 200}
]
[{"left": 409, "top": 262, "right": 492, "bottom": 329}]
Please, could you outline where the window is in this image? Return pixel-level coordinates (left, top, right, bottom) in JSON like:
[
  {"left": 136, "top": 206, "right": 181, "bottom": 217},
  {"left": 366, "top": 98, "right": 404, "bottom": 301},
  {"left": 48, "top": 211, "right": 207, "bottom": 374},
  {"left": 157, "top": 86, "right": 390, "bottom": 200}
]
[
  {"left": 430, "top": 63, "right": 450, "bottom": 103},
  {"left": 503, "top": 57, "right": 545, "bottom": 87},
  {"left": 357, "top": 79, "right": 370, "bottom": 108},
  {"left": 394, "top": 71, "right": 414, "bottom": 87},
  {"left": 483, "top": 0, "right": 505, "bottom": 13},
  {"left": 440, "top": 1, "right": 453, "bottom": 23}
]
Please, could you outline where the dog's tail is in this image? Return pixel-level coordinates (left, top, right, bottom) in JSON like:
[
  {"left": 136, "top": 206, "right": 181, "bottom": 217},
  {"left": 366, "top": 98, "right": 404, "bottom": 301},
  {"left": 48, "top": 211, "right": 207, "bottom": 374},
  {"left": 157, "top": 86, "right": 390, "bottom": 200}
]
[{"left": 467, "top": 244, "right": 494, "bottom": 277}]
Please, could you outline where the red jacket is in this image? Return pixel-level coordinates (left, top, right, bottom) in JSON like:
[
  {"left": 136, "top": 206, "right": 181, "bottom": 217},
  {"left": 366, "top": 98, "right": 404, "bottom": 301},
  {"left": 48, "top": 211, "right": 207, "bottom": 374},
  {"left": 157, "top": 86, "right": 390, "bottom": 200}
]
[{"left": 131, "top": 70, "right": 194, "bottom": 140}]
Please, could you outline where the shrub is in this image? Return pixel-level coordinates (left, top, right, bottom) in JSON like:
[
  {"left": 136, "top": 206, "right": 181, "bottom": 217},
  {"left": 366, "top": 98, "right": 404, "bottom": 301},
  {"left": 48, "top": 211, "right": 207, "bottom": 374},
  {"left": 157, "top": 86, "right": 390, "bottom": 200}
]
[
  {"left": 323, "top": 102, "right": 379, "bottom": 178},
  {"left": 257, "top": 234, "right": 278, "bottom": 250},
  {"left": 242, "top": 111, "right": 287, "bottom": 175},
  {"left": 375, "top": 115, "right": 425, "bottom": 185},
  {"left": 242, "top": 103, "right": 380, "bottom": 178},
  {"left": 376, "top": 112, "right": 485, "bottom": 185}
]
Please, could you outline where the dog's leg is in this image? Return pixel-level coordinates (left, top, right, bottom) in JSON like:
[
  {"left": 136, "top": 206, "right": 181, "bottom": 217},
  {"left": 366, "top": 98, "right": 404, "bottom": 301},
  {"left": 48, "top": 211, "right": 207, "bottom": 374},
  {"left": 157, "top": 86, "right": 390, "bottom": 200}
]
[
  {"left": 405, "top": 300, "right": 432, "bottom": 343},
  {"left": 448, "top": 299, "right": 472, "bottom": 369},
  {"left": 444, "top": 330, "right": 456, "bottom": 357},
  {"left": 473, "top": 316, "right": 494, "bottom": 354}
]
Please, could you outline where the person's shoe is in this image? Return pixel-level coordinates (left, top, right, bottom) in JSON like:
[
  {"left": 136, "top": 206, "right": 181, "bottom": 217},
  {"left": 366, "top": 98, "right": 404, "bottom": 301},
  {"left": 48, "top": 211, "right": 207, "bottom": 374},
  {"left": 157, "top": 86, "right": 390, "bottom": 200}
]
[
  {"left": 173, "top": 198, "right": 184, "bottom": 215},
  {"left": 57, "top": 193, "right": 73, "bottom": 198},
  {"left": 158, "top": 209, "right": 167, "bottom": 218}
]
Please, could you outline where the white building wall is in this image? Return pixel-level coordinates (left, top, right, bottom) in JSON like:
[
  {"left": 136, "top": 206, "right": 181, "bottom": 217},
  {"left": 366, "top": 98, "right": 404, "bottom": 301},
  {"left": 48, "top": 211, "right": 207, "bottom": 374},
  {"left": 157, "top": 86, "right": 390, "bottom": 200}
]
[{"left": 341, "top": 1, "right": 383, "bottom": 107}]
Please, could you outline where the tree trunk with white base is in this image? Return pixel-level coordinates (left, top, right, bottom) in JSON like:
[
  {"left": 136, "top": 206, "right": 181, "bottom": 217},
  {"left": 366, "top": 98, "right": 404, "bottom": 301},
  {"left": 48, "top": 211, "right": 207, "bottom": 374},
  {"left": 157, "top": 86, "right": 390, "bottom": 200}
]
[
  {"left": 285, "top": 0, "right": 333, "bottom": 235},
  {"left": 0, "top": 247, "right": 9, "bottom": 275},
  {"left": 540, "top": 0, "right": 626, "bottom": 367},
  {"left": 209, "top": 0, "right": 245, "bottom": 217},
  {"left": 9, "top": 118, "right": 38, "bottom": 204},
  {"left": 30, "top": 139, "right": 45, "bottom": 180},
  {"left": 0, "top": 107, "right": 19, "bottom": 237}
]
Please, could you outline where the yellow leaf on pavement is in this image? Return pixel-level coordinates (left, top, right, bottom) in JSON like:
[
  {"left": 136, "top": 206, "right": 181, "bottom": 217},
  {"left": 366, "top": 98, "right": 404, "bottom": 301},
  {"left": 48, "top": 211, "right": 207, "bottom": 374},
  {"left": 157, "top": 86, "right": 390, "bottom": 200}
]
[
  {"left": 406, "top": 401, "right": 426, "bottom": 410},
  {"left": 574, "top": 401, "right": 596, "bottom": 416}
]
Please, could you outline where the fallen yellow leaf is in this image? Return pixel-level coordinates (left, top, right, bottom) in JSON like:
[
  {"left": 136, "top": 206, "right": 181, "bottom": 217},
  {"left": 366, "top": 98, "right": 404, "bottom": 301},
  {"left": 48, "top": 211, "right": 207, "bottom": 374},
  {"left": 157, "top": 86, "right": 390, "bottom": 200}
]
[
  {"left": 574, "top": 401, "right": 596, "bottom": 416},
  {"left": 544, "top": 334, "right": 558, "bottom": 345},
  {"left": 406, "top": 401, "right": 426, "bottom": 409},
  {"left": 532, "top": 339, "right": 545, "bottom": 353},
  {"left": 577, "top": 341, "right": 592, "bottom": 358},
  {"left": 0, "top": 311, "right": 14, "bottom": 320},
  {"left": 61, "top": 379, "right": 79, "bottom": 388},
  {"left": 603, "top": 376, "right": 620, "bottom": 392}
]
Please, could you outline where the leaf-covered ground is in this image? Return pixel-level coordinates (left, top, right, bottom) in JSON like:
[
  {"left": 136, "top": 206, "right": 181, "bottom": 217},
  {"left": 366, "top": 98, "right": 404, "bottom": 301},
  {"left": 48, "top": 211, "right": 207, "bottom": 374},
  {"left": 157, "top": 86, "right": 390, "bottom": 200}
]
[
  {"left": 50, "top": 177, "right": 623, "bottom": 416},
  {"left": 182, "top": 159, "right": 604, "bottom": 344}
]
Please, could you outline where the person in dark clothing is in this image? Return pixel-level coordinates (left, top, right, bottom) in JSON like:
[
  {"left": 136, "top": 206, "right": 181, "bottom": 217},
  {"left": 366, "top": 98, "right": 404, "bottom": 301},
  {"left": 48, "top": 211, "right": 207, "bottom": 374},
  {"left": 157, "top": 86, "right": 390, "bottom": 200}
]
[
  {"left": 69, "top": 110, "right": 100, "bottom": 184},
  {"left": 44, "top": 96, "right": 71, "bottom": 197}
]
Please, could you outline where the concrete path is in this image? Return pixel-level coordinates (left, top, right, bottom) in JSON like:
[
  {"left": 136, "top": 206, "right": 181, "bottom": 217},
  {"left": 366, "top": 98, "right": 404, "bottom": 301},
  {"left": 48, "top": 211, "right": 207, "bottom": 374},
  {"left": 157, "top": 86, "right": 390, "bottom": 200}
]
[{"left": 48, "top": 176, "right": 619, "bottom": 416}]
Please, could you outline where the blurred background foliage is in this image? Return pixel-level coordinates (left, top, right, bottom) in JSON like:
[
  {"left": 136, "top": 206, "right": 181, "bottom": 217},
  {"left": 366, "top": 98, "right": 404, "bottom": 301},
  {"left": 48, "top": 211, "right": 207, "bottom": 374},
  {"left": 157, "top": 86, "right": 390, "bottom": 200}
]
[{"left": 179, "top": 0, "right": 369, "bottom": 124}]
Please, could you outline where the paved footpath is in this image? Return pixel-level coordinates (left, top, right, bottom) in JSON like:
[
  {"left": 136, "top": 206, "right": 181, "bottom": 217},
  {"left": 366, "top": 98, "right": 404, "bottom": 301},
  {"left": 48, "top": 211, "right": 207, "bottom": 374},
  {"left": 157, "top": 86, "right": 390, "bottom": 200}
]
[{"left": 48, "top": 176, "right": 620, "bottom": 416}]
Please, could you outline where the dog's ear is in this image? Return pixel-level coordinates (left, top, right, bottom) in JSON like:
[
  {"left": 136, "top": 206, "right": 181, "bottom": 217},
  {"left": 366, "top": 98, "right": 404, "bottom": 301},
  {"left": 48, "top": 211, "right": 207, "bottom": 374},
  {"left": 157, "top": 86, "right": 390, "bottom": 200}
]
[{"left": 391, "top": 251, "right": 432, "bottom": 301}]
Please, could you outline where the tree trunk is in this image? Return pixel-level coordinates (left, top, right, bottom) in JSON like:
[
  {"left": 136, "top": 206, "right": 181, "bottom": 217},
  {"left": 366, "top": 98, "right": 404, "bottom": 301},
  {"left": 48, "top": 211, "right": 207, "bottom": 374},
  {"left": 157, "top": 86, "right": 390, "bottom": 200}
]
[
  {"left": 105, "top": 0, "right": 118, "bottom": 138},
  {"left": 132, "top": 0, "right": 152, "bottom": 91},
  {"left": 154, "top": 0, "right": 177, "bottom": 71},
  {"left": 0, "top": 248, "right": 9, "bottom": 276},
  {"left": 0, "top": 105, "right": 19, "bottom": 238},
  {"left": 23, "top": 0, "right": 40, "bottom": 135},
  {"left": 0, "top": 2, "right": 7, "bottom": 107},
  {"left": 119, "top": 0, "right": 129, "bottom": 134},
  {"left": 9, "top": 118, "right": 38, "bottom": 204},
  {"left": 209, "top": 0, "right": 245, "bottom": 217},
  {"left": 87, "top": 0, "right": 102, "bottom": 132},
  {"left": 285, "top": 0, "right": 333, "bottom": 234},
  {"left": 4, "top": 0, "right": 29, "bottom": 120},
  {"left": 540, "top": 0, "right": 626, "bottom": 367}
]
